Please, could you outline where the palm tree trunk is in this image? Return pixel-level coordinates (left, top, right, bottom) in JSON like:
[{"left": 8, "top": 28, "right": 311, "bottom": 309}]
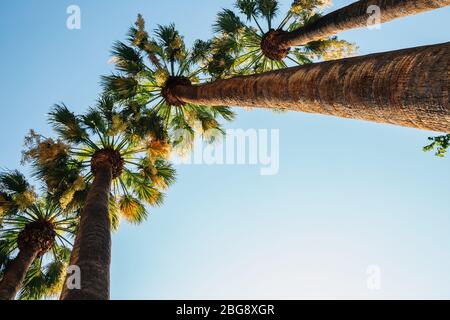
[
  {"left": 277, "top": 0, "right": 450, "bottom": 48},
  {"left": 60, "top": 163, "right": 112, "bottom": 300},
  {"left": 0, "top": 247, "right": 39, "bottom": 300},
  {"left": 173, "top": 42, "right": 449, "bottom": 133}
]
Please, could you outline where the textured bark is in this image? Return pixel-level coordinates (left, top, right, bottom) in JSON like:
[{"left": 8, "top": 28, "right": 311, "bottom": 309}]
[
  {"left": 60, "top": 163, "right": 112, "bottom": 300},
  {"left": 173, "top": 42, "right": 450, "bottom": 133},
  {"left": 277, "top": 0, "right": 450, "bottom": 48},
  {"left": 0, "top": 247, "right": 39, "bottom": 300}
]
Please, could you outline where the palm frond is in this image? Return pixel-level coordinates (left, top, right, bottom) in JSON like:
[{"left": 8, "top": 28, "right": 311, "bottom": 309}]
[
  {"left": 213, "top": 9, "right": 245, "bottom": 35},
  {"left": 110, "top": 41, "right": 145, "bottom": 75},
  {"left": 236, "top": 0, "right": 259, "bottom": 20},
  {"left": 118, "top": 195, "right": 147, "bottom": 224},
  {"left": 48, "top": 104, "right": 88, "bottom": 144}
]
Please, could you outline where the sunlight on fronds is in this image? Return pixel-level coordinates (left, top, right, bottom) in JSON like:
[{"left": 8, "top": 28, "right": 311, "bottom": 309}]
[
  {"left": 59, "top": 176, "right": 86, "bottom": 210},
  {"left": 301, "top": 37, "right": 357, "bottom": 61},
  {"left": 13, "top": 191, "right": 36, "bottom": 211},
  {"left": 118, "top": 195, "right": 147, "bottom": 224},
  {"left": 147, "top": 139, "right": 172, "bottom": 160},
  {"left": 108, "top": 115, "right": 128, "bottom": 137}
]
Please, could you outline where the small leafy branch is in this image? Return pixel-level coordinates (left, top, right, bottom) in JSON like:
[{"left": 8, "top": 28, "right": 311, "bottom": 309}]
[{"left": 424, "top": 134, "right": 450, "bottom": 157}]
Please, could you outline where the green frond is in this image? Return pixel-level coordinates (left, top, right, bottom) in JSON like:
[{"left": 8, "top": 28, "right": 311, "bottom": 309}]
[
  {"left": 109, "top": 196, "right": 121, "bottom": 231},
  {"left": 211, "top": 106, "right": 236, "bottom": 121},
  {"left": 0, "top": 170, "right": 36, "bottom": 214},
  {"left": 127, "top": 110, "right": 167, "bottom": 142},
  {"left": 424, "top": 134, "right": 450, "bottom": 157},
  {"left": 207, "top": 51, "right": 235, "bottom": 79},
  {"left": 110, "top": 41, "right": 145, "bottom": 75},
  {"left": 101, "top": 75, "right": 140, "bottom": 101},
  {"left": 118, "top": 195, "right": 147, "bottom": 224},
  {"left": 154, "top": 24, "right": 186, "bottom": 63},
  {"left": 139, "top": 158, "right": 177, "bottom": 190},
  {"left": 82, "top": 108, "right": 108, "bottom": 135},
  {"left": 236, "top": 0, "right": 259, "bottom": 20},
  {"left": 0, "top": 170, "right": 31, "bottom": 195},
  {"left": 302, "top": 36, "right": 357, "bottom": 61},
  {"left": 48, "top": 104, "right": 88, "bottom": 144},
  {"left": 213, "top": 9, "right": 245, "bottom": 35}
]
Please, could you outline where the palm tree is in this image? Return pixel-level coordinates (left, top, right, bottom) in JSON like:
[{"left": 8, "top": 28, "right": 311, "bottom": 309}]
[
  {"left": 265, "top": 0, "right": 450, "bottom": 49},
  {"left": 102, "top": 16, "right": 235, "bottom": 153},
  {"left": 23, "top": 97, "right": 176, "bottom": 300},
  {"left": 211, "top": 0, "right": 356, "bottom": 74},
  {"left": 166, "top": 41, "right": 450, "bottom": 133},
  {"left": 0, "top": 171, "right": 77, "bottom": 300}
]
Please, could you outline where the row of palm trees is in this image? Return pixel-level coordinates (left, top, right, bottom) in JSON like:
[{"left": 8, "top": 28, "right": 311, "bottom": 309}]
[{"left": 0, "top": 0, "right": 448, "bottom": 300}]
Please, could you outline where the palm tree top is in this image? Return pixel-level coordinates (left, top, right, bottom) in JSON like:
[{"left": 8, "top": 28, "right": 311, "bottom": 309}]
[
  {"left": 0, "top": 197, "right": 76, "bottom": 260},
  {"left": 211, "top": 0, "right": 355, "bottom": 74},
  {"left": 102, "top": 15, "right": 236, "bottom": 152},
  {"left": 0, "top": 170, "right": 77, "bottom": 300},
  {"left": 22, "top": 98, "right": 177, "bottom": 229}
]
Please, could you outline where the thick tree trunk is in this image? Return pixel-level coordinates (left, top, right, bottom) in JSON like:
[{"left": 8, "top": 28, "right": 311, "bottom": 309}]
[
  {"left": 60, "top": 163, "right": 112, "bottom": 300},
  {"left": 0, "top": 247, "right": 39, "bottom": 300},
  {"left": 277, "top": 0, "right": 450, "bottom": 48},
  {"left": 173, "top": 42, "right": 450, "bottom": 133}
]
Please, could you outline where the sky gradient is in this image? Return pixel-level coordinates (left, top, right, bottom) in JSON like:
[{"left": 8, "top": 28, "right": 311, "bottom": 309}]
[{"left": 1, "top": 1, "right": 449, "bottom": 299}]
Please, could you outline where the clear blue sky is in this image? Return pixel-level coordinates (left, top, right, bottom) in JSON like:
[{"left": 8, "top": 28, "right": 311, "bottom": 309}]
[{"left": 1, "top": 1, "right": 449, "bottom": 299}]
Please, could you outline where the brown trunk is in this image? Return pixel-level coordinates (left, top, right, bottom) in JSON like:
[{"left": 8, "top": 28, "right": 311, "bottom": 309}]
[
  {"left": 60, "top": 163, "right": 112, "bottom": 300},
  {"left": 277, "top": 0, "right": 450, "bottom": 48},
  {"left": 172, "top": 42, "right": 450, "bottom": 133},
  {"left": 0, "top": 247, "right": 39, "bottom": 300}
]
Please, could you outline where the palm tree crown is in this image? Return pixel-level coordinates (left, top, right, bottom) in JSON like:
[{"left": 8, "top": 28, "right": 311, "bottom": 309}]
[
  {"left": 212, "top": 0, "right": 356, "bottom": 73},
  {"left": 22, "top": 97, "right": 176, "bottom": 229},
  {"left": 102, "top": 15, "right": 235, "bottom": 152}
]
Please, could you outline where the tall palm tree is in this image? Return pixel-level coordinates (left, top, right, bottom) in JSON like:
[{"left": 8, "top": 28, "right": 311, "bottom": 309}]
[
  {"left": 265, "top": 0, "right": 450, "bottom": 49},
  {"left": 102, "top": 16, "right": 235, "bottom": 153},
  {"left": 23, "top": 97, "right": 176, "bottom": 300},
  {"left": 0, "top": 171, "right": 77, "bottom": 300},
  {"left": 165, "top": 41, "right": 450, "bottom": 133},
  {"left": 212, "top": 0, "right": 356, "bottom": 74}
]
